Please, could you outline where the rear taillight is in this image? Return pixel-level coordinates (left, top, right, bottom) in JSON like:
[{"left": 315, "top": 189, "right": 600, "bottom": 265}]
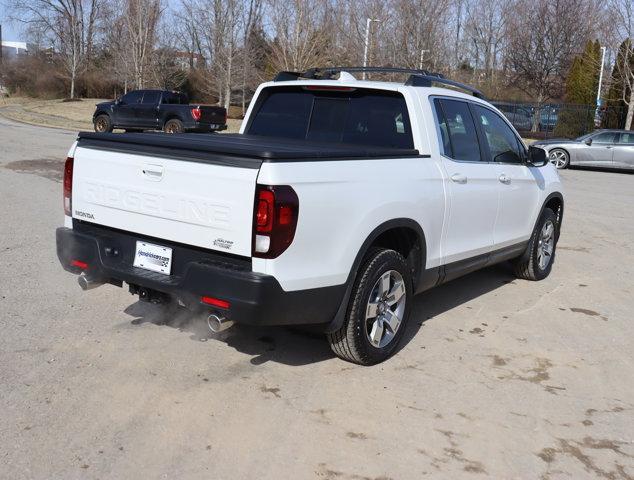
[
  {"left": 63, "top": 157, "right": 73, "bottom": 216},
  {"left": 191, "top": 107, "right": 202, "bottom": 121},
  {"left": 253, "top": 185, "right": 299, "bottom": 259}
]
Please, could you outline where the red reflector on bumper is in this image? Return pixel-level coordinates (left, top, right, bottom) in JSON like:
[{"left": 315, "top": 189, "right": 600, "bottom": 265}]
[
  {"left": 71, "top": 259, "right": 88, "bottom": 269},
  {"left": 201, "top": 296, "right": 230, "bottom": 309}
]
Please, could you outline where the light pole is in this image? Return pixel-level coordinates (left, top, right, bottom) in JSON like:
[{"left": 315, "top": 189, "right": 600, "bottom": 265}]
[
  {"left": 418, "top": 49, "right": 430, "bottom": 71},
  {"left": 596, "top": 46, "right": 607, "bottom": 106},
  {"left": 362, "top": 18, "right": 379, "bottom": 80},
  {"left": 595, "top": 46, "right": 607, "bottom": 126}
]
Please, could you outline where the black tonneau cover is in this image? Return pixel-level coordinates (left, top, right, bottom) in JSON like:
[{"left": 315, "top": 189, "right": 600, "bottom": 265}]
[{"left": 77, "top": 132, "right": 421, "bottom": 168}]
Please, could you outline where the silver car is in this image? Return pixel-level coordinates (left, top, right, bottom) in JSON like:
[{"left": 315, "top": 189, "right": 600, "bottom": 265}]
[{"left": 533, "top": 129, "right": 634, "bottom": 170}]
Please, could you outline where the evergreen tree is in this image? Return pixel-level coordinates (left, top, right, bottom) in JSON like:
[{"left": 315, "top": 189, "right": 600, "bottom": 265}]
[
  {"left": 602, "top": 39, "right": 634, "bottom": 130},
  {"left": 555, "top": 40, "right": 601, "bottom": 138}
]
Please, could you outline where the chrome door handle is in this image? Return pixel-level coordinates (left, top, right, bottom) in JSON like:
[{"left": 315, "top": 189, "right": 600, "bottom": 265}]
[
  {"left": 499, "top": 174, "right": 511, "bottom": 184},
  {"left": 450, "top": 173, "right": 467, "bottom": 184}
]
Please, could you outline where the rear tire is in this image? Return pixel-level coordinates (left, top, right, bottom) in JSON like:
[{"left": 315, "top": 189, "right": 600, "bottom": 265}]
[
  {"left": 93, "top": 114, "right": 113, "bottom": 133},
  {"left": 164, "top": 119, "right": 184, "bottom": 134},
  {"left": 327, "top": 248, "right": 412, "bottom": 365},
  {"left": 513, "top": 208, "right": 558, "bottom": 281}
]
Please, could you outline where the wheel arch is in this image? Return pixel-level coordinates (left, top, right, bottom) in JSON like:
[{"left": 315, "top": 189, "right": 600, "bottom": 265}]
[
  {"left": 162, "top": 115, "right": 183, "bottom": 129},
  {"left": 93, "top": 111, "right": 111, "bottom": 121},
  {"left": 324, "top": 218, "right": 427, "bottom": 333},
  {"left": 538, "top": 192, "right": 564, "bottom": 240}
]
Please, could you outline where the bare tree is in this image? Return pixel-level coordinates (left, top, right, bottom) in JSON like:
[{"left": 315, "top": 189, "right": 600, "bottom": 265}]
[
  {"left": 506, "top": 0, "right": 599, "bottom": 131},
  {"left": 120, "top": 0, "right": 162, "bottom": 89},
  {"left": 266, "top": 0, "right": 331, "bottom": 72},
  {"left": 463, "top": 0, "right": 508, "bottom": 87},
  {"left": 608, "top": 0, "right": 634, "bottom": 129},
  {"left": 6, "top": 0, "right": 104, "bottom": 98}
]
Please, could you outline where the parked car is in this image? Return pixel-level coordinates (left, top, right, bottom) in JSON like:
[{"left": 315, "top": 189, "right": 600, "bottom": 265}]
[
  {"left": 533, "top": 129, "right": 634, "bottom": 170},
  {"left": 492, "top": 102, "right": 533, "bottom": 131},
  {"left": 92, "top": 89, "right": 227, "bottom": 134},
  {"left": 57, "top": 67, "right": 564, "bottom": 365},
  {"left": 538, "top": 105, "right": 559, "bottom": 132}
]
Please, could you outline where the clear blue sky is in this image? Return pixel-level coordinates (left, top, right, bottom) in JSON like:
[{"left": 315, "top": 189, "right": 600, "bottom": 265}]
[{"left": 1, "top": 16, "right": 22, "bottom": 42}]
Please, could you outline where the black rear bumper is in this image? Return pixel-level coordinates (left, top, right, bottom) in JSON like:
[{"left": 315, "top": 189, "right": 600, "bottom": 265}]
[{"left": 56, "top": 223, "right": 344, "bottom": 327}]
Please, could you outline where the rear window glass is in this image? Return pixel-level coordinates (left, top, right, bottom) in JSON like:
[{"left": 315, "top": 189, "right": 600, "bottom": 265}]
[
  {"left": 247, "top": 87, "right": 414, "bottom": 149},
  {"left": 141, "top": 91, "right": 160, "bottom": 104},
  {"left": 163, "top": 92, "right": 188, "bottom": 104}
]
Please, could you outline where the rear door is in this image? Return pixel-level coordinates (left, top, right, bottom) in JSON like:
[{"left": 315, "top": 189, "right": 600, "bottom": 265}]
[
  {"left": 614, "top": 132, "right": 634, "bottom": 169},
  {"left": 71, "top": 146, "right": 259, "bottom": 257},
  {"left": 432, "top": 98, "right": 499, "bottom": 265},
  {"left": 136, "top": 91, "right": 161, "bottom": 129},
  {"left": 471, "top": 104, "right": 540, "bottom": 247}
]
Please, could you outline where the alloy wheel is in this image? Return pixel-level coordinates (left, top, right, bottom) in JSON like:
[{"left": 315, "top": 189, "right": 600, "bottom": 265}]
[
  {"left": 549, "top": 150, "right": 568, "bottom": 169},
  {"left": 365, "top": 270, "right": 407, "bottom": 348},
  {"left": 537, "top": 220, "right": 555, "bottom": 270}
]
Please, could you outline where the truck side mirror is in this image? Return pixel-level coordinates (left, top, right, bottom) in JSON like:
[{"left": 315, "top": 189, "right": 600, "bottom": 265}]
[{"left": 527, "top": 146, "right": 548, "bottom": 167}]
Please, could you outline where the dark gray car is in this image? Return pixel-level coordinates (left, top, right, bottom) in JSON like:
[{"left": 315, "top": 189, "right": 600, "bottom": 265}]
[{"left": 533, "top": 129, "right": 634, "bottom": 170}]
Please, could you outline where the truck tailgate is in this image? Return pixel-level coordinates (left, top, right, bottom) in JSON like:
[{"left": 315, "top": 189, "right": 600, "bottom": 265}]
[{"left": 72, "top": 144, "right": 259, "bottom": 257}]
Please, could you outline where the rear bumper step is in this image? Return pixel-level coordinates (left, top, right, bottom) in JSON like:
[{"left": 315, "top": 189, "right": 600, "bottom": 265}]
[{"left": 56, "top": 226, "right": 344, "bottom": 327}]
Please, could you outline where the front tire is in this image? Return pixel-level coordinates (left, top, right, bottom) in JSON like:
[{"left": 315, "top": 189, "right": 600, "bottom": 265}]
[
  {"left": 93, "top": 114, "right": 113, "bottom": 133},
  {"left": 549, "top": 149, "right": 569, "bottom": 169},
  {"left": 164, "top": 119, "right": 184, "bottom": 134},
  {"left": 327, "top": 249, "right": 412, "bottom": 365},
  {"left": 513, "top": 208, "right": 558, "bottom": 281}
]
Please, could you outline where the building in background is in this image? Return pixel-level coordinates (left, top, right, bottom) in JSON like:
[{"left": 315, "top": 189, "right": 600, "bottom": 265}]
[{"left": 2, "top": 40, "right": 29, "bottom": 59}]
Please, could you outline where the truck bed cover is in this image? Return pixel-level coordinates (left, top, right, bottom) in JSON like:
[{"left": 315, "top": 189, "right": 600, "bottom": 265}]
[{"left": 77, "top": 132, "right": 421, "bottom": 168}]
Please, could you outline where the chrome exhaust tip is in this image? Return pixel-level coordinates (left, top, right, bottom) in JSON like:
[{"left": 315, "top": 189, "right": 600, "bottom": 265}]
[
  {"left": 207, "top": 314, "right": 234, "bottom": 333},
  {"left": 78, "top": 273, "right": 104, "bottom": 291}
]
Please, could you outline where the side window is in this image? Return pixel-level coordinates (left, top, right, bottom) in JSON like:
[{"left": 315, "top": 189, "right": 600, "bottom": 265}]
[
  {"left": 619, "top": 132, "right": 634, "bottom": 144},
  {"left": 474, "top": 105, "right": 523, "bottom": 163},
  {"left": 121, "top": 91, "right": 143, "bottom": 105},
  {"left": 592, "top": 132, "right": 616, "bottom": 144},
  {"left": 435, "top": 99, "right": 482, "bottom": 162},
  {"left": 142, "top": 91, "right": 160, "bottom": 104}
]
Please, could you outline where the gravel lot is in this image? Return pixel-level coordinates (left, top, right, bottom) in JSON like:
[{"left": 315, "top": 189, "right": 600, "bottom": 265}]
[{"left": 1, "top": 114, "right": 633, "bottom": 480}]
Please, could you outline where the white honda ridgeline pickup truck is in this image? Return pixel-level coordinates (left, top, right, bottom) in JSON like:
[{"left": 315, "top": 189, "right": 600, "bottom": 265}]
[{"left": 57, "top": 67, "right": 564, "bottom": 365}]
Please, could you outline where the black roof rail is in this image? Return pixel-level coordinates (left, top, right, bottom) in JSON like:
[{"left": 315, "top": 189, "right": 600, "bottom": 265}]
[
  {"left": 272, "top": 67, "right": 486, "bottom": 100},
  {"left": 406, "top": 74, "right": 486, "bottom": 100},
  {"left": 273, "top": 71, "right": 303, "bottom": 81},
  {"left": 273, "top": 66, "right": 440, "bottom": 82}
]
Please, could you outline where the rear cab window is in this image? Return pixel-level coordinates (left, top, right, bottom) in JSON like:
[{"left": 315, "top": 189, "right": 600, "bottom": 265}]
[{"left": 246, "top": 86, "right": 414, "bottom": 149}]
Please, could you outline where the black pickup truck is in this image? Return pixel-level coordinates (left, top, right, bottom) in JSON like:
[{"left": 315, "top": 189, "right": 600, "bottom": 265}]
[{"left": 92, "top": 89, "right": 227, "bottom": 134}]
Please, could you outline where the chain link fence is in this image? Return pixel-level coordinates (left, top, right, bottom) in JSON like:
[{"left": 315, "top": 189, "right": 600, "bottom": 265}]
[{"left": 491, "top": 101, "right": 629, "bottom": 139}]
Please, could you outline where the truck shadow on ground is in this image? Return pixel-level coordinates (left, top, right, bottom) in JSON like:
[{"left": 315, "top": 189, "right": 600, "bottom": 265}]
[{"left": 124, "top": 263, "right": 517, "bottom": 367}]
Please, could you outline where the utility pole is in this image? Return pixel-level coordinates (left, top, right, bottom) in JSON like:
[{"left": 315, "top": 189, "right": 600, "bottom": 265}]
[{"left": 362, "top": 18, "right": 379, "bottom": 80}]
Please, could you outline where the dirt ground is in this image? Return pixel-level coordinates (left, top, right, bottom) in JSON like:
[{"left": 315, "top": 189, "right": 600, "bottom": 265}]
[{"left": 0, "top": 112, "right": 633, "bottom": 480}]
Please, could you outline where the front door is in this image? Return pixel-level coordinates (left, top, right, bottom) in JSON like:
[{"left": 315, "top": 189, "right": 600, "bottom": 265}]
[
  {"left": 433, "top": 98, "right": 499, "bottom": 267},
  {"left": 579, "top": 131, "right": 616, "bottom": 166},
  {"left": 115, "top": 90, "right": 143, "bottom": 126},
  {"left": 471, "top": 104, "right": 541, "bottom": 248},
  {"left": 136, "top": 91, "right": 161, "bottom": 129}
]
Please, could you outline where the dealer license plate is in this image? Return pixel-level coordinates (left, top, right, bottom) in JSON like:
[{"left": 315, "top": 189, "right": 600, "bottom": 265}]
[{"left": 133, "top": 241, "right": 173, "bottom": 275}]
